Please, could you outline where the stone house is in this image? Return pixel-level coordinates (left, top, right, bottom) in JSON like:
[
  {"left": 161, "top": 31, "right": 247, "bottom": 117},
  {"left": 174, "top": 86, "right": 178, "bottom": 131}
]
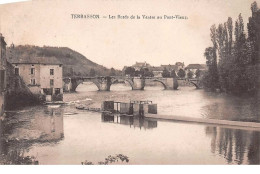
[
  {"left": 132, "top": 61, "right": 151, "bottom": 71},
  {"left": 8, "top": 55, "right": 63, "bottom": 102},
  {"left": 150, "top": 66, "right": 164, "bottom": 77},
  {"left": 0, "top": 34, "right": 7, "bottom": 116},
  {"left": 185, "top": 64, "right": 207, "bottom": 78}
]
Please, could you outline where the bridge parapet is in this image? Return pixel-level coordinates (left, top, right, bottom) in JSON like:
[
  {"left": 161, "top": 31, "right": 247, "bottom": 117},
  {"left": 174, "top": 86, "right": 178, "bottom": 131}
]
[{"left": 63, "top": 76, "right": 202, "bottom": 92}]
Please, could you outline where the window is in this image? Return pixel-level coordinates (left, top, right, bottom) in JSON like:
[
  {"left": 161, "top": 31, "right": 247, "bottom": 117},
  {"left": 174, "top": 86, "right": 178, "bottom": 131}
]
[
  {"left": 30, "top": 79, "right": 36, "bottom": 85},
  {"left": 55, "top": 88, "right": 60, "bottom": 95},
  {"left": 50, "top": 79, "right": 54, "bottom": 86},
  {"left": 50, "top": 69, "right": 54, "bottom": 75},
  {"left": 15, "top": 68, "right": 19, "bottom": 75},
  {"left": 43, "top": 88, "right": 52, "bottom": 95},
  {"left": 30, "top": 68, "right": 35, "bottom": 75}
]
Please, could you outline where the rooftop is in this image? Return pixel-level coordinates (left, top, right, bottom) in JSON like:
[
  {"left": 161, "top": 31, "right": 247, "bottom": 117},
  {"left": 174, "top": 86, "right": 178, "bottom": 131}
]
[
  {"left": 150, "top": 66, "right": 164, "bottom": 71},
  {"left": 161, "top": 64, "right": 178, "bottom": 71},
  {"left": 132, "top": 61, "right": 151, "bottom": 67}
]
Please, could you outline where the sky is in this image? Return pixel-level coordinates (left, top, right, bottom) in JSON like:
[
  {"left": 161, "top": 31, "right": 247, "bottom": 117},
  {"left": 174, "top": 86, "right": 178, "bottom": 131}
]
[{"left": 0, "top": 0, "right": 259, "bottom": 69}]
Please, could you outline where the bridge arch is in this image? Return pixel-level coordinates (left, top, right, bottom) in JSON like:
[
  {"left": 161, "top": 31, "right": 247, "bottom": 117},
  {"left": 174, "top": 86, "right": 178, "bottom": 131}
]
[
  {"left": 187, "top": 79, "right": 202, "bottom": 89},
  {"left": 151, "top": 79, "right": 167, "bottom": 90},
  {"left": 124, "top": 79, "right": 135, "bottom": 90}
]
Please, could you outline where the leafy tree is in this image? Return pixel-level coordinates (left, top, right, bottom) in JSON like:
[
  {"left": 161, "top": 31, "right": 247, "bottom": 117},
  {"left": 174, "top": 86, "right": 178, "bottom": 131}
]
[
  {"left": 187, "top": 70, "right": 194, "bottom": 79},
  {"left": 171, "top": 70, "right": 177, "bottom": 78},
  {"left": 195, "top": 69, "right": 201, "bottom": 79},
  {"left": 203, "top": 2, "right": 260, "bottom": 94},
  {"left": 109, "top": 68, "right": 116, "bottom": 76},
  {"left": 177, "top": 69, "right": 186, "bottom": 78},
  {"left": 203, "top": 47, "right": 218, "bottom": 91},
  {"left": 124, "top": 67, "right": 135, "bottom": 77},
  {"left": 162, "top": 68, "right": 170, "bottom": 78},
  {"left": 141, "top": 68, "right": 154, "bottom": 77}
]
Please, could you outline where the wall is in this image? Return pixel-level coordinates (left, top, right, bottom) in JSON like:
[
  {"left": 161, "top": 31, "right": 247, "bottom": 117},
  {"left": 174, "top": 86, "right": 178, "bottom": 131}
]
[
  {"left": 14, "top": 64, "right": 41, "bottom": 94},
  {"left": 132, "top": 77, "right": 145, "bottom": 90},
  {"left": 40, "top": 64, "right": 63, "bottom": 91},
  {"left": 0, "top": 35, "right": 6, "bottom": 117},
  {"left": 5, "top": 62, "right": 42, "bottom": 110}
]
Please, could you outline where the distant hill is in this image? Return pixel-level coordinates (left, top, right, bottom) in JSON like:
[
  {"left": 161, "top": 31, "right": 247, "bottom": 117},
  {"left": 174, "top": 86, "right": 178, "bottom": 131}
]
[{"left": 6, "top": 45, "right": 121, "bottom": 77}]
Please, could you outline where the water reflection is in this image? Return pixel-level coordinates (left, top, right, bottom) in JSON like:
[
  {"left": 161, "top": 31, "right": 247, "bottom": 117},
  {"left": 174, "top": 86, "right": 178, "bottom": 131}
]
[
  {"left": 201, "top": 94, "right": 260, "bottom": 122},
  {"left": 0, "top": 106, "right": 64, "bottom": 164},
  {"left": 101, "top": 113, "right": 157, "bottom": 130},
  {"left": 205, "top": 126, "right": 260, "bottom": 164}
]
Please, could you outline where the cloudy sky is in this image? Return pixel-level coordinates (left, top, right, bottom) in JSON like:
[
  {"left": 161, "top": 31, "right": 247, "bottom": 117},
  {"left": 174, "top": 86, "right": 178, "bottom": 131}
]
[{"left": 0, "top": 0, "right": 259, "bottom": 69}]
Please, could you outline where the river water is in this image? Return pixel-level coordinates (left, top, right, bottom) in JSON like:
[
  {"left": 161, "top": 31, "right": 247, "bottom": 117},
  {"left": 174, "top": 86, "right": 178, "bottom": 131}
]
[{"left": 0, "top": 83, "right": 259, "bottom": 164}]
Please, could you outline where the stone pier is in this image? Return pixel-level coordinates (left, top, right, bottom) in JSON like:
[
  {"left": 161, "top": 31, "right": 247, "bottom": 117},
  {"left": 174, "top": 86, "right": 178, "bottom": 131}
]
[{"left": 125, "top": 77, "right": 145, "bottom": 90}]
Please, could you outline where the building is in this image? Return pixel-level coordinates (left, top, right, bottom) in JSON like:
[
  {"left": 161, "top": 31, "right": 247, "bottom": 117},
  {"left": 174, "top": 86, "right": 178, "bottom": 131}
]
[
  {"left": 132, "top": 61, "right": 151, "bottom": 71},
  {"left": 185, "top": 64, "right": 207, "bottom": 78},
  {"left": 161, "top": 64, "right": 178, "bottom": 72},
  {"left": 0, "top": 34, "right": 7, "bottom": 116},
  {"left": 8, "top": 55, "right": 63, "bottom": 102},
  {"left": 161, "top": 64, "right": 179, "bottom": 77},
  {"left": 175, "top": 62, "right": 185, "bottom": 70},
  {"left": 150, "top": 66, "right": 164, "bottom": 77},
  {"left": 185, "top": 64, "right": 207, "bottom": 72}
]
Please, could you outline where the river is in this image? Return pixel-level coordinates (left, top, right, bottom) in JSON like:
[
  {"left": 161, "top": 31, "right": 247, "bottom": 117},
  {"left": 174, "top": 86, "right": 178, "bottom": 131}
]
[{"left": 0, "top": 83, "right": 259, "bottom": 164}]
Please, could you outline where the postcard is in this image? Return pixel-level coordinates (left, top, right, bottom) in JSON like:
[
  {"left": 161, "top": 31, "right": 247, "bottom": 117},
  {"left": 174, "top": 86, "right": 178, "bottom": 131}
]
[{"left": 0, "top": 0, "right": 259, "bottom": 165}]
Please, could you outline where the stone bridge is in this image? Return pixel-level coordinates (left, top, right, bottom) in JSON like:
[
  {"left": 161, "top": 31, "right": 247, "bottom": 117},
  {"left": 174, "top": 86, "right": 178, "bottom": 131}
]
[{"left": 63, "top": 76, "right": 201, "bottom": 92}]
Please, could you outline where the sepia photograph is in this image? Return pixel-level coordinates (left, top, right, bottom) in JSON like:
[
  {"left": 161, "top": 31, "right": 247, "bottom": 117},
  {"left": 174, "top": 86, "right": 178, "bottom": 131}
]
[{"left": 0, "top": 0, "right": 259, "bottom": 167}]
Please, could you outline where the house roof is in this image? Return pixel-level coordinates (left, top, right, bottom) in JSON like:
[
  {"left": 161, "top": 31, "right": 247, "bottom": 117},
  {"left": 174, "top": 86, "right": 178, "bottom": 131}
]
[
  {"left": 150, "top": 66, "right": 164, "bottom": 71},
  {"left": 161, "top": 64, "right": 178, "bottom": 71},
  {"left": 8, "top": 56, "right": 62, "bottom": 65},
  {"left": 175, "top": 62, "right": 184, "bottom": 66},
  {"left": 132, "top": 61, "right": 151, "bottom": 67},
  {"left": 185, "top": 64, "right": 207, "bottom": 70}
]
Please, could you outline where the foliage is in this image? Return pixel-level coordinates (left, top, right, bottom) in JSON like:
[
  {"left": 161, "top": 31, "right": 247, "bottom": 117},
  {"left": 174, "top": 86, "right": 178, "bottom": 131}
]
[
  {"left": 187, "top": 70, "right": 194, "bottom": 79},
  {"left": 203, "top": 2, "right": 260, "bottom": 94},
  {"left": 0, "top": 150, "right": 38, "bottom": 165},
  {"left": 195, "top": 69, "right": 201, "bottom": 79},
  {"left": 124, "top": 67, "right": 135, "bottom": 77},
  {"left": 110, "top": 68, "right": 116, "bottom": 76},
  {"left": 82, "top": 154, "right": 129, "bottom": 165},
  {"left": 124, "top": 67, "right": 153, "bottom": 77},
  {"left": 140, "top": 68, "right": 154, "bottom": 77},
  {"left": 162, "top": 68, "right": 171, "bottom": 78},
  {"left": 177, "top": 69, "right": 186, "bottom": 78},
  {"left": 171, "top": 70, "right": 177, "bottom": 78}
]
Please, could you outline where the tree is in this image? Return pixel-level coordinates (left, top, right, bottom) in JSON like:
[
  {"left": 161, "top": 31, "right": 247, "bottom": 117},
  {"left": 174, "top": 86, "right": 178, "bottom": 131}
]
[
  {"left": 177, "top": 69, "right": 186, "bottom": 78},
  {"left": 248, "top": 1, "right": 259, "bottom": 65},
  {"left": 109, "top": 68, "right": 116, "bottom": 76},
  {"left": 210, "top": 25, "right": 219, "bottom": 88},
  {"left": 141, "top": 68, "right": 154, "bottom": 77},
  {"left": 195, "top": 69, "right": 201, "bottom": 79},
  {"left": 89, "top": 68, "right": 96, "bottom": 77},
  {"left": 171, "top": 70, "right": 177, "bottom": 78},
  {"left": 203, "top": 47, "right": 219, "bottom": 91},
  {"left": 124, "top": 67, "right": 135, "bottom": 77},
  {"left": 187, "top": 70, "right": 194, "bottom": 79},
  {"left": 162, "top": 68, "right": 170, "bottom": 78}
]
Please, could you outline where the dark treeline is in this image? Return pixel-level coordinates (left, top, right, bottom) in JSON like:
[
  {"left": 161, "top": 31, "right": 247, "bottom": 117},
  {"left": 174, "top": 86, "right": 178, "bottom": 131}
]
[{"left": 203, "top": 2, "right": 260, "bottom": 94}]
